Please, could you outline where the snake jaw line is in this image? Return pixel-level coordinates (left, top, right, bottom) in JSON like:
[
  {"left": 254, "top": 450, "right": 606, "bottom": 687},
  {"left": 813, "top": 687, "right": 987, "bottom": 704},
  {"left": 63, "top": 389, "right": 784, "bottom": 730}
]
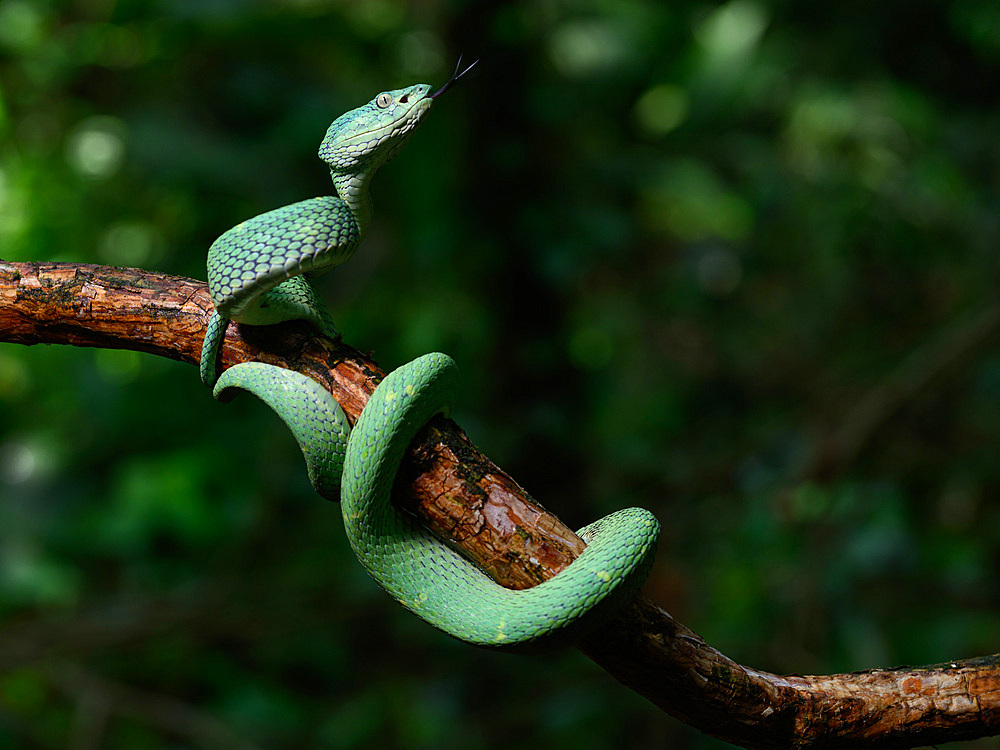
[{"left": 318, "top": 84, "right": 434, "bottom": 174}]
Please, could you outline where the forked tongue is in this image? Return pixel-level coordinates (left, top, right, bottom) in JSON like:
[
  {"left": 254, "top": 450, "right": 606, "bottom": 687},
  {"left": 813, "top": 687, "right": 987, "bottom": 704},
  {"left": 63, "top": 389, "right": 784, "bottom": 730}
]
[{"left": 430, "top": 55, "right": 479, "bottom": 99}]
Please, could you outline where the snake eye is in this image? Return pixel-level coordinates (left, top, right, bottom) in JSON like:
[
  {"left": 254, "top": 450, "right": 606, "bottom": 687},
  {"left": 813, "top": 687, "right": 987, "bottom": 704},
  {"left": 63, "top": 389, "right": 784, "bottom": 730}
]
[{"left": 376, "top": 93, "right": 392, "bottom": 109}]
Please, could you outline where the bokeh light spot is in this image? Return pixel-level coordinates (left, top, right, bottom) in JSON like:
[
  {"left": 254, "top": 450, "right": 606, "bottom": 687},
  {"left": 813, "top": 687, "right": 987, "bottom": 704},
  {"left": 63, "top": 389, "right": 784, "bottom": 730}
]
[{"left": 65, "top": 116, "right": 126, "bottom": 179}]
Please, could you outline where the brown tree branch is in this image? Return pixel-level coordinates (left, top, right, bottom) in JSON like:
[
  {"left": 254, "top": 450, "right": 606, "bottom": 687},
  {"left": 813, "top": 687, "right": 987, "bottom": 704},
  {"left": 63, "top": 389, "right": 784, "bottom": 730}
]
[{"left": 1, "top": 259, "right": 998, "bottom": 749}]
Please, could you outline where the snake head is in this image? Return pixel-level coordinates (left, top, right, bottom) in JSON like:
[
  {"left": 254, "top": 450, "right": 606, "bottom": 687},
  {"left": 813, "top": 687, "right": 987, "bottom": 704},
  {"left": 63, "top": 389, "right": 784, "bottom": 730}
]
[{"left": 318, "top": 84, "right": 434, "bottom": 173}]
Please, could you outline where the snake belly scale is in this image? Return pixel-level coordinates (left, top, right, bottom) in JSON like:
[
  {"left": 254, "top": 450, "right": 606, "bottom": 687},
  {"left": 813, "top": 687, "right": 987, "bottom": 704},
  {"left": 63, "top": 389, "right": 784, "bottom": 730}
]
[{"left": 202, "top": 64, "right": 661, "bottom": 646}]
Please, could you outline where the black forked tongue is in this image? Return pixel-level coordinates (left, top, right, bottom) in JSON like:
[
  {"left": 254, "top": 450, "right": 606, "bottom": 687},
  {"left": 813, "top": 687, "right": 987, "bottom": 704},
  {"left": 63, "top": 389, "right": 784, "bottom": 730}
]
[{"left": 430, "top": 55, "right": 478, "bottom": 99}]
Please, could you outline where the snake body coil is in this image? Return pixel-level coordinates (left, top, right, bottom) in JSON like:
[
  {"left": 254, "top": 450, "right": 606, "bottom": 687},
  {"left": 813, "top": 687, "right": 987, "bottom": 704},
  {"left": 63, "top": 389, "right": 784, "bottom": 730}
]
[{"left": 202, "top": 67, "right": 660, "bottom": 646}]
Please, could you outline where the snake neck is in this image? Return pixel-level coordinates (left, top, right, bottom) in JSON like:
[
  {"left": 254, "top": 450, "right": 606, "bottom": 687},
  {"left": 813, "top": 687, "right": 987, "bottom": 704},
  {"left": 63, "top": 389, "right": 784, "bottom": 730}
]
[{"left": 331, "top": 169, "right": 375, "bottom": 238}]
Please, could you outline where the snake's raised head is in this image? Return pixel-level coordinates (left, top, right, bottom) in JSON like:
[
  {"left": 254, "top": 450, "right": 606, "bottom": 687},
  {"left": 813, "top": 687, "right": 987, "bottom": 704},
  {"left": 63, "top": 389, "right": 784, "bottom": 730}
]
[
  {"left": 318, "top": 84, "right": 434, "bottom": 173},
  {"left": 318, "top": 58, "right": 477, "bottom": 176}
]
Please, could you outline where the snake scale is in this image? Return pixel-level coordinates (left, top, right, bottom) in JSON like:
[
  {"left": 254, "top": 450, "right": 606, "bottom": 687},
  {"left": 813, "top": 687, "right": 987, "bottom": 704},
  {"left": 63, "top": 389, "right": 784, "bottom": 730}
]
[{"left": 201, "top": 61, "right": 660, "bottom": 646}]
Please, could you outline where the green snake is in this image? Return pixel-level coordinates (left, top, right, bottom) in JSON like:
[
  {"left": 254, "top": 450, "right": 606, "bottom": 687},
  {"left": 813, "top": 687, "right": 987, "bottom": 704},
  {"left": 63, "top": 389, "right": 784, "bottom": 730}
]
[{"left": 201, "top": 62, "right": 660, "bottom": 646}]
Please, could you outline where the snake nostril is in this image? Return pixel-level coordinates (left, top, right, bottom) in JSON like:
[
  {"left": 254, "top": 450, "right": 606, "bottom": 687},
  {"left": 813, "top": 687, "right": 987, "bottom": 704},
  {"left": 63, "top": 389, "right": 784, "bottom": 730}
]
[{"left": 399, "top": 94, "right": 409, "bottom": 103}]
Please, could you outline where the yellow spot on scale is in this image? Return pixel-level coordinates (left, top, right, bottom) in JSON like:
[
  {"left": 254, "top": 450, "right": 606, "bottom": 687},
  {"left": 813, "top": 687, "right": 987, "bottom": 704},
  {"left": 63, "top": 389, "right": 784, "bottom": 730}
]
[
  {"left": 495, "top": 621, "right": 507, "bottom": 642},
  {"left": 384, "top": 389, "right": 397, "bottom": 402},
  {"left": 595, "top": 570, "right": 611, "bottom": 582},
  {"left": 405, "top": 384, "right": 415, "bottom": 396}
]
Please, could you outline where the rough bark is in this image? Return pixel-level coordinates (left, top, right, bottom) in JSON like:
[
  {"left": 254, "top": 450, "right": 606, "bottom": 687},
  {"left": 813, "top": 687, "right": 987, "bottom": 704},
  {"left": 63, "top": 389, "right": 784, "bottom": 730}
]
[{"left": 1, "top": 258, "right": 998, "bottom": 749}]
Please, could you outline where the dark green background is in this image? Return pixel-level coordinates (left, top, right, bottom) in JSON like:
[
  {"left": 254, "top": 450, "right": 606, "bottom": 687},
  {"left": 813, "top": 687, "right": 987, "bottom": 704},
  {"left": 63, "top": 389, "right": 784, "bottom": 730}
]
[{"left": 1, "top": 1, "right": 998, "bottom": 748}]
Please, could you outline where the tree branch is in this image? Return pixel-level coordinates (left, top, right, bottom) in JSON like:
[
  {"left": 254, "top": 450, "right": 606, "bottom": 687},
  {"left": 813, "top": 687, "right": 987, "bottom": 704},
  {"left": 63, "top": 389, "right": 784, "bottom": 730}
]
[{"left": 2, "top": 259, "right": 998, "bottom": 749}]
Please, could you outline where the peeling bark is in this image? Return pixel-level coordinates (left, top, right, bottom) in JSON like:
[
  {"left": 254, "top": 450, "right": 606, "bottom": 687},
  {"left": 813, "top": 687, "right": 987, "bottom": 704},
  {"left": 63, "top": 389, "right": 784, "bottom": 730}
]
[{"left": 2, "top": 259, "right": 998, "bottom": 749}]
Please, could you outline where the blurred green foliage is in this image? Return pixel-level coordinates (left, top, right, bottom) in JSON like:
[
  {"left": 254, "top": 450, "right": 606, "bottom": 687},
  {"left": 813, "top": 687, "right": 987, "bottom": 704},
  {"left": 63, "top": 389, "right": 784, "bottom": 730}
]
[{"left": 1, "top": 0, "right": 999, "bottom": 748}]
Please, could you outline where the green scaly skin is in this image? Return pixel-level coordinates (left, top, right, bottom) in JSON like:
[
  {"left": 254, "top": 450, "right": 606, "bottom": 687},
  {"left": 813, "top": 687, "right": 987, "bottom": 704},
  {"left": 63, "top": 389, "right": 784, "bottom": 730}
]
[
  {"left": 202, "top": 81, "right": 661, "bottom": 646},
  {"left": 200, "top": 83, "right": 435, "bottom": 387}
]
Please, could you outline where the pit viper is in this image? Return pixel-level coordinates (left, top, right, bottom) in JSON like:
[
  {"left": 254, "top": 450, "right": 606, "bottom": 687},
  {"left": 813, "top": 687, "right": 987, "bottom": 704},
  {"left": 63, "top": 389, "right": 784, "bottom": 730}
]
[{"left": 201, "top": 62, "right": 660, "bottom": 646}]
